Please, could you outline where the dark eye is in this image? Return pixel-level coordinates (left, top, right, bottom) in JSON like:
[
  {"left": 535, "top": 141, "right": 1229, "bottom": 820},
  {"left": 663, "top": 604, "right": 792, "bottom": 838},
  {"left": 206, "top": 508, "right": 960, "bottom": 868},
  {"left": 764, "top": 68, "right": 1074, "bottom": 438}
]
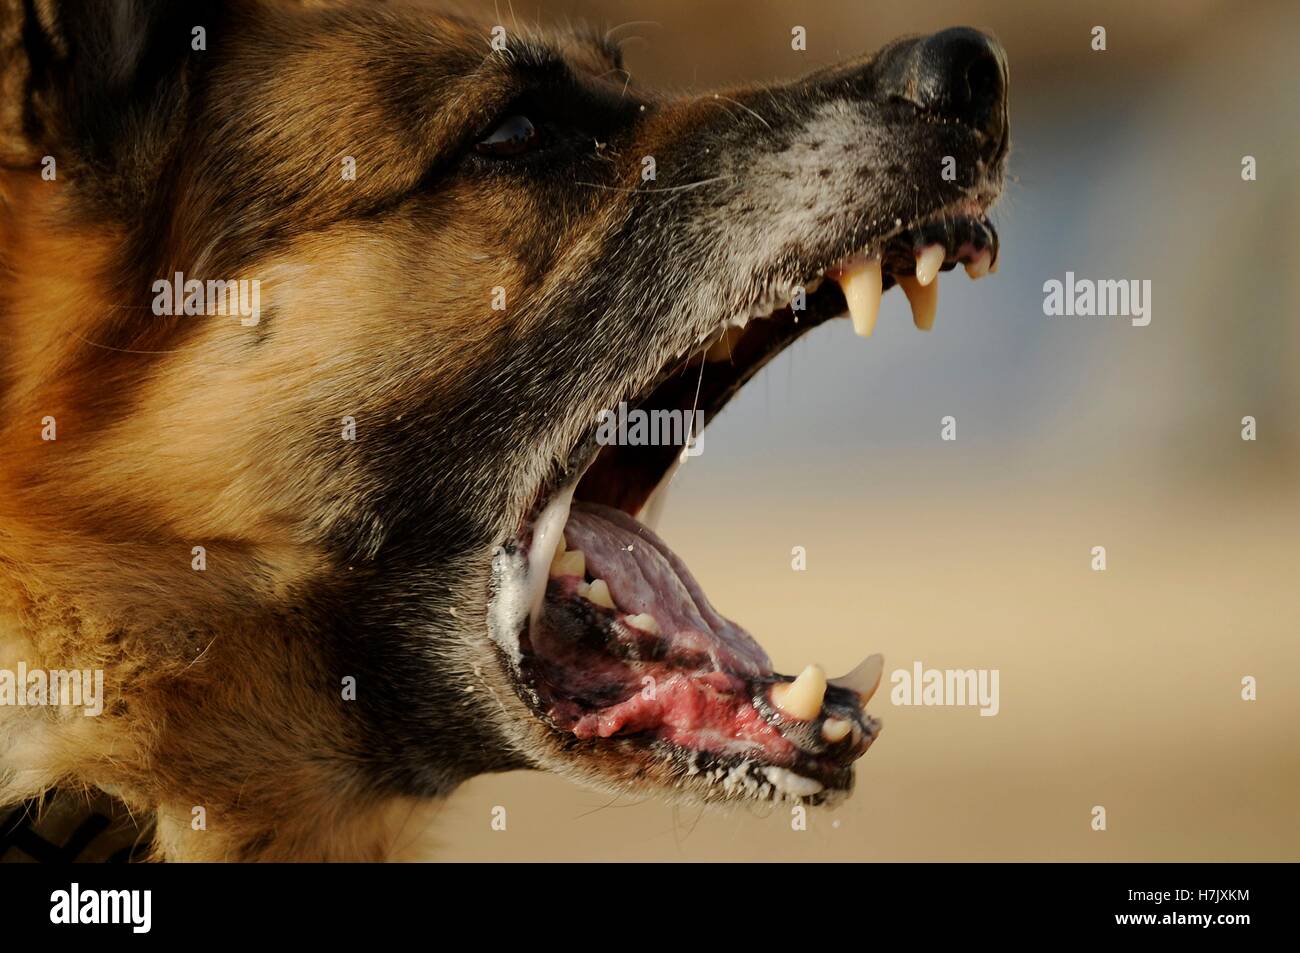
[{"left": 475, "top": 114, "right": 540, "bottom": 157}]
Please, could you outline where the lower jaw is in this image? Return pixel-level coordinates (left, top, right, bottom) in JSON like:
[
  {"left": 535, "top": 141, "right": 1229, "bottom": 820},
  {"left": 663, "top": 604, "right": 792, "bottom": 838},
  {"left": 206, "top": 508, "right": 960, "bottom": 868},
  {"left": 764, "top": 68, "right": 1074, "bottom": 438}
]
[{"left": 486, "top": 479, "right": 884, "bottom": 801}]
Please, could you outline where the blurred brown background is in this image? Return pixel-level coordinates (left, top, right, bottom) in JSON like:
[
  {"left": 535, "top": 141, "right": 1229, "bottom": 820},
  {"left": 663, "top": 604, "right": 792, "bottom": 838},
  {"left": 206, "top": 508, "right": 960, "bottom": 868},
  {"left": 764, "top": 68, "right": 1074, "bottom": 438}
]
[{"left": 436, "top": 0, "right": 1300, "bottom": 860}]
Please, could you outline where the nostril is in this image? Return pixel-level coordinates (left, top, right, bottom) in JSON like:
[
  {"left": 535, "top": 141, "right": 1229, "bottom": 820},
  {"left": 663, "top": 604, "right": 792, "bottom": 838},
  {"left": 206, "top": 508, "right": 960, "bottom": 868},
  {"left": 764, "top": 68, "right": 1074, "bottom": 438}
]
[
  {"left": 905, "top": 27, "right": 1007, "bottom": 133},
  {"left": 963, "top": 52, "right": 1001, "bottom": 113}
]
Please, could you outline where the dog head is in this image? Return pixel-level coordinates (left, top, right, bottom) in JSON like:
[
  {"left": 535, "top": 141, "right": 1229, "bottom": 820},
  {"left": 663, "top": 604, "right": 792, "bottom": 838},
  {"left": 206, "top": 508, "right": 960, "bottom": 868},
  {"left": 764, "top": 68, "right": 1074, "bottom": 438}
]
[{"left": 0, "top": 0, "right": 1007, "bottom": 858}]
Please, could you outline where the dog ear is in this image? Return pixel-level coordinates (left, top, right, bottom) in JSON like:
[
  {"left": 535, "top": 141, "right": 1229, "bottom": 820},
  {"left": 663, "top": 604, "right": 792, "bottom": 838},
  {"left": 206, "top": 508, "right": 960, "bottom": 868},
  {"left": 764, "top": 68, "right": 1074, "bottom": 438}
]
[{"left": 0, "top": 0, "right": 222, "bottom": 182}]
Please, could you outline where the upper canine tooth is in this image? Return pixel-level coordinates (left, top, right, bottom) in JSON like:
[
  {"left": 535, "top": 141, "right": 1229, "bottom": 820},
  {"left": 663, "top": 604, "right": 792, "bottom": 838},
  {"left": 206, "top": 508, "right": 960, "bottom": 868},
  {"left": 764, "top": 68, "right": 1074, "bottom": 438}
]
[
  {"left": 898, "top": 274, "right": 938, "bottom": 331},
  {"left": 829, "top": 653, "right": 884, "bottom": 705},
  {"left": 833, "top": 256, "right": 882, "bottom": 337},
  {"left": 549, "top": 548, "right": 585, "bottom": 578},
  {"left": 964, "top": 249, "right": 992, "bottom": 279},
  {"left": 584, "top": 578, "right": 616, "bottom": 609},
  {"left": 915, "top": 244, "right": 945, "bottom": 287},
  {"left": 770, "top": 664, "right": 827, "bottom": 721}
]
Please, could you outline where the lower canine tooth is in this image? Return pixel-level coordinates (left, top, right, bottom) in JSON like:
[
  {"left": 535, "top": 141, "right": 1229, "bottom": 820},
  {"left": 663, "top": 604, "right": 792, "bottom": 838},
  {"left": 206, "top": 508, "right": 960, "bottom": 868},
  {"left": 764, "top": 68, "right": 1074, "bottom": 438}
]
[
  {"left": 835, "top": 256, "right": 882, "bottom": 337},
  {"left": 899, "top": 274, "right": 938, "bottom": 331},
  {"left": 771, "top": 664, "right": 827, "bottom": 721},
  {"left": 549, "top": 548, "right": 585, "bottom": 578},
  {"left": 829, "top": 653, "right": 884, "bottom": 705},
  {"left": 584, "top": 578, "right": 616, "bottom": 609},
  {"left": 915, "top": 244, "right": 945, "bottom": 287},
  {"left": 821, "top": 717, "right": 853, "bottom": 743}
]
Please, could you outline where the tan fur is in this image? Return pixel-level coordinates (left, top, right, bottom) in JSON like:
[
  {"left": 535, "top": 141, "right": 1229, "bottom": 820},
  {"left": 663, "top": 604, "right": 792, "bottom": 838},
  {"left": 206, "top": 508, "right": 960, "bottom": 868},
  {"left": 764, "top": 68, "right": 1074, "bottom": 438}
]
[
  {"left": 0, "top": 165, "right": 502, "bottom": 857},
  {"left": 0, "top": 25, "right": 636, "bottom": 850}
]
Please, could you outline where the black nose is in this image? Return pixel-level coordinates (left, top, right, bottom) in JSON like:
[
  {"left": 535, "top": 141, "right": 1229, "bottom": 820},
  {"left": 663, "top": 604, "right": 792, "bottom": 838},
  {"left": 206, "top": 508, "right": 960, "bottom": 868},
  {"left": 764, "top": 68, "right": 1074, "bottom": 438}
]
[{"left": 882, "top": 27, "right": 1007, "bottom": 136}]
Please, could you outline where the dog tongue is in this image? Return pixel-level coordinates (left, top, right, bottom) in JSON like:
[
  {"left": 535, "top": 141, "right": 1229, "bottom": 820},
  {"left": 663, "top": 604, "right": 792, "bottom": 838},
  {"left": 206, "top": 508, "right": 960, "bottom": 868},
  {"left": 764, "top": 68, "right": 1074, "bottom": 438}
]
[
  {"left": 531, "top": 502, "right": 880, "bottom": 777},
  {"left": 562, "top": 503, "right": 771, "bottom": 676}
]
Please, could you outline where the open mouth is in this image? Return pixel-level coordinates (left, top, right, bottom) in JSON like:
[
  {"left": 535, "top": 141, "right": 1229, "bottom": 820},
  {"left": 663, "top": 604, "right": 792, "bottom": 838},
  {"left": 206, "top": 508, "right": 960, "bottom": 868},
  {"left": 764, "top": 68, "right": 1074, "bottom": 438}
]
[{"left": 488, "top": 201, "right": 1000, "bottom": 804}]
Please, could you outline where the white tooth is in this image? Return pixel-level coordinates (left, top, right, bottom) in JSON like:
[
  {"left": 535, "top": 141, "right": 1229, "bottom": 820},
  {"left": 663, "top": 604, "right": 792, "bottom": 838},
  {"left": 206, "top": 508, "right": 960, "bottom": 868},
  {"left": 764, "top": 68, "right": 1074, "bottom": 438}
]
[
  {"left": 829, "top": 653, "right": 884, "bottom": 705},
  {"left": 624, "top": 612, "right": 661, "bottom": 635},
  {"left": 770, "top": 664, "right": 827, "bottom": 721},
  {"left": 899, "top": 274, "right": 938, "bottom": 331},
  {"left": 636, "top": 448, "right": 684, "bottom": 531},
  {"left": 705, "top": 326, "right": 746, "bottom": 362},
  {"left": 761, "top": 766, "right": 824, "bottom": 798},
  {"left": 964, "top": 249, "right": 991, "bottom": 279},
  {"left": 584, "top": 578, "right": 616, "bottom": 609},
  {"left": 527, "top": 484, "right": 575, "bottom": 632},
  {"left": 821, "top": 717, "right": 853, "bottom": 743},
  {"left": 805, "top": 276, "right": 823, "bottom": 294},
  {"left": 834, "top": 256, "right": 882, "bottom": 337},
  {"left": 915, "top": 244, "right": 945, "bottom": 287},
  {"left": 549, "top": 548, "right": 585, "bottom": 579}
]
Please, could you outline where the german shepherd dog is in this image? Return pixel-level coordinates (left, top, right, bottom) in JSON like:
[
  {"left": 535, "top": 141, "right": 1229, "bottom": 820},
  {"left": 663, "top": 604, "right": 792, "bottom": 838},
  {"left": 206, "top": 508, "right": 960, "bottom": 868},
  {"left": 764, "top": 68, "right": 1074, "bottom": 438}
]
[{"left": 0, "top": 0, "right": 1008, "bottom": 860}]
